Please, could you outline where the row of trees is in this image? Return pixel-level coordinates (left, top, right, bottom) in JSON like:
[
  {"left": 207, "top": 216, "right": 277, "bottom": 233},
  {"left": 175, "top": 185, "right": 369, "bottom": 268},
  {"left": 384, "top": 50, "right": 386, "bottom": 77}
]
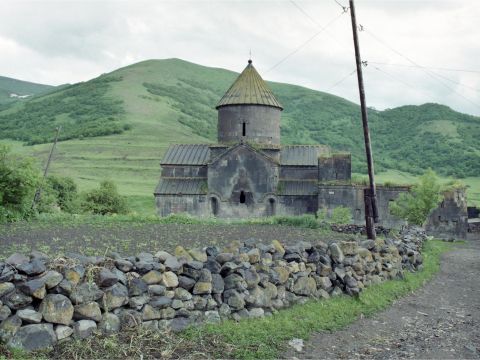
[{"left": 0, "top": 145, "right": 129, "bottom": 222}]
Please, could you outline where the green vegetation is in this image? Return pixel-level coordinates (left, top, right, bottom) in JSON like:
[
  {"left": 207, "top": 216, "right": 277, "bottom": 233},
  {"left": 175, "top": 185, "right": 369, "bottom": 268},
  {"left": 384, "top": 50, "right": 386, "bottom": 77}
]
[
  {"left": 45, "top": 175, "right": 79, "bottom": 213},
  {"left": 0, "top": 75, "right": 54, "bottom": 105},
  {"left": 0, "top": 146, "right": 130, "bottom": 222},
  {"left": 1, "top": 239, "right": 452, "bottom": 359},
  {"left": 0, "top": 145, "right": 39, "bottom": 222},
  {"left": 0, "top": 75, "right": 126, "bottom": 145},
  {"left": 390, "top": 169, "right": 443, "bottom": 225},
  {"left": 317, "top": 206, "right": 352, "bottom": 224},
  {"left": 0, "top": 59, "right": 478, "bottom": 210},
  {"left": 80, "top": 180, "right": 129, "bottom": 215}
]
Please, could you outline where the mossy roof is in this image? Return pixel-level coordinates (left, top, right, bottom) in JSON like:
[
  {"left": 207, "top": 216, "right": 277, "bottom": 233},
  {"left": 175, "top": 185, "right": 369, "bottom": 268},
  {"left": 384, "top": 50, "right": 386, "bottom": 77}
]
[{"left": 216, "top": 60, "right": 283, "bottom": 110}]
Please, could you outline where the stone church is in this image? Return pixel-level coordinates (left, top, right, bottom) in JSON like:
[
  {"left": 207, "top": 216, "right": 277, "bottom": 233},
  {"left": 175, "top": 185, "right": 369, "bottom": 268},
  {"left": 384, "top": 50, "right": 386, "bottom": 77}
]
[
  {"left": 154, "top": 60, "right": 468, "bottom": 236},
  {"left": 155, "top": 59, "right": 350, "bottom": 218}
]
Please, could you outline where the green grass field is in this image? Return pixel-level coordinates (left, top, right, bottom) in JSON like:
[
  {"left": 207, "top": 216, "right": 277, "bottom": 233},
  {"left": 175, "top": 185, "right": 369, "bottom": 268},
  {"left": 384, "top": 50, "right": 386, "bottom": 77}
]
[{"left": 1, "top": 58, "right": 479, "bottom": 213}]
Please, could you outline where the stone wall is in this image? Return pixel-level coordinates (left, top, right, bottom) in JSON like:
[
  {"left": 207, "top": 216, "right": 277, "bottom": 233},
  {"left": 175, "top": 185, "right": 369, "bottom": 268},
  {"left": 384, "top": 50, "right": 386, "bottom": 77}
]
[
  {"left": 155, "top": 195, "right": 208, "bottom": 218},
  {"left": 318, "top": 185, "right": 409, "bottom": 228},
  {"left": 318, "top": 154, "right": 351, "bottom": 182},
  {"left": 0, "top": 228, "right": 426, "bottom": 352},
  {"left": 425, "top": 188, "right": 468, "bottom": 240},
  {"left": 277, "top": 195, "right": 318, "bottom": 216},
  {"left": 217, "top": 105, "right": 281, "bottom": 145}
]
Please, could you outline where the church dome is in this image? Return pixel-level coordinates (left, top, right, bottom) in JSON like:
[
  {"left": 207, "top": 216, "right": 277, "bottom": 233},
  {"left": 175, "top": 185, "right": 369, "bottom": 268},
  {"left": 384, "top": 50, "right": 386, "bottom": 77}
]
[{"left": 216, "top": 60, "right": 283, "bottom": 110}]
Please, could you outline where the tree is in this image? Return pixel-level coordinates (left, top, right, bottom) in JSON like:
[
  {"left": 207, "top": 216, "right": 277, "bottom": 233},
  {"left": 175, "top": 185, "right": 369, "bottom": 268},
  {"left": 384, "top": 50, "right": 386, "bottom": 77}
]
[
  {"left": 81, "top": 180, "right": 129, "bottom": 215},
  {"left": 390, "top": 169, "right": 442, "bottom": 225},
  {"left": 46, "top": 175, "right": 79, "bottom": 213},
  {"left": 0, "top": 145, "right": 40, "bottom": 222}
]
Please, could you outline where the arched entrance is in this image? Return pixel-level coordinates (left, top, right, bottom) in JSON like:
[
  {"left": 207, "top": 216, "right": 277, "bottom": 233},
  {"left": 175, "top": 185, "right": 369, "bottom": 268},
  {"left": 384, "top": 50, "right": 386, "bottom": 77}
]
[
  {"left": 210, "top": 197, "right": 219, "bottom": 216},
  {"left": 240, "top": 190, "right": 246, "bottom": 204},
  {"left": 267, "top": 197, "right": 276, "bottom": 216}
]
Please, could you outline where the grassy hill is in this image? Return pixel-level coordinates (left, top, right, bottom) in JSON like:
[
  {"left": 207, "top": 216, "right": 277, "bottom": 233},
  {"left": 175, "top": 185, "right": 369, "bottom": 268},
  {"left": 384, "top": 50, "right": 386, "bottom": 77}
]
[
  {"left": 1, "top": 58, "right": 479, "bottom": 212},
  {"left": 0, "top": 76, "right": 54, "bottom": 106}
]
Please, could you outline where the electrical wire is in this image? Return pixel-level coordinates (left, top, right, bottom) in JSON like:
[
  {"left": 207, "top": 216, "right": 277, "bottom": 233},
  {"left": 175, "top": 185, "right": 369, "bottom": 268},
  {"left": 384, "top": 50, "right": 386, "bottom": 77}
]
[
  {"left": 327, "top": 68, "right": 357, "bottom": 91},
  {"left": 364, "top": 29, "right": 480, "bottom": 109},
  {"left": 369, "top": 61, "right": 480, "bottom": 74},
  {"left": 265, "top": 11, "right": 345, "bottom": 73}
]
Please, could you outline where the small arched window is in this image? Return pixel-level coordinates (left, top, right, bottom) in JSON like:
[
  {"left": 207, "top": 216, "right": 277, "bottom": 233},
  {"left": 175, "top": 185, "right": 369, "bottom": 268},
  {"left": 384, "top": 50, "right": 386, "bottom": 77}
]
[
  {"left": 240, "top": 191, "right": 246, "bottom": 204},
  {"left": 242, "top": 122, "right": 246, "bottom": 136}
]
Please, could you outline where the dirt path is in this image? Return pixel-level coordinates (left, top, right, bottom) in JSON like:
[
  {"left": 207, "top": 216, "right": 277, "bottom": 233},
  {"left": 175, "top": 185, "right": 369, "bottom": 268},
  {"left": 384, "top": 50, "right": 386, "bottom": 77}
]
[{"left": 286, "top": 236, "right": 480, "bottom": 359}]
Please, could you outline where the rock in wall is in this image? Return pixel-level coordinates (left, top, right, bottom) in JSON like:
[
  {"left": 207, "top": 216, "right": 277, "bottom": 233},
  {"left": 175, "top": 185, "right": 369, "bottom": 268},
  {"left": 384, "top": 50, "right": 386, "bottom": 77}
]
[{"left": 0, "top": 228, "right": 426, "bottom": 351}]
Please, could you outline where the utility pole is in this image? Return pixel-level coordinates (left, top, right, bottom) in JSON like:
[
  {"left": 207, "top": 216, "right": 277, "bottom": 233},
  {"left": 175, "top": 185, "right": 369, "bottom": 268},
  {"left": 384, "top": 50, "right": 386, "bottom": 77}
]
[
  {"left": 349, "top": 0, "right": 378, "bottom": 239},
  {"left": 32, "top": 126, "right": 61, "bottom": 209}
]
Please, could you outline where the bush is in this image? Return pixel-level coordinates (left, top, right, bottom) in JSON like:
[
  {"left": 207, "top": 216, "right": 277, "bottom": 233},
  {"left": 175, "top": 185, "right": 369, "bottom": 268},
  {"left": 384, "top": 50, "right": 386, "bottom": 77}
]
[
  {"left": 81, "top": 180, "right": 129, "bottom": 215},
  {"left": 316, "top": 206, "right": 352, "bottom": 225},
  {"left": 330, "top": 206, "right": 352, "bottom": 224},
  {"left": 0, "top": 145, "right": 40, "bottom": 222},
  {"left": 46, "top": 175, "right": 79, "bottom": 213},
  {"left": 390, "top": 169, "right": 442, "bottom": 225}
]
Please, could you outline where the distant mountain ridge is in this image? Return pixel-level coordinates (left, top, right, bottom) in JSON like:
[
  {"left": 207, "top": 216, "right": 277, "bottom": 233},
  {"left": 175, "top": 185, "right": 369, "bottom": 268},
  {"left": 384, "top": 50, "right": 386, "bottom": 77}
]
[
  {"left": 0, "top": 75, "right": 54, "bottom": 105},
  {"left": 0, "top": 58, "right": 479, "bottom": 180}
]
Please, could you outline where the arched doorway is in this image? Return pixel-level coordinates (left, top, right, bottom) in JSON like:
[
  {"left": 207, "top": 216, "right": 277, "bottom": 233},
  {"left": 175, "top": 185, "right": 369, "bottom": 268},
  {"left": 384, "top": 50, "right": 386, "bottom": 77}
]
[
  {"left": 210, "top": 197, "right": 219, "bottom": 216},
  {"left": 240, "top": 190, "right": 246, "bottom": 204},
  {"left": 268, "top": 198, "right": 276, "bottom": 216}
]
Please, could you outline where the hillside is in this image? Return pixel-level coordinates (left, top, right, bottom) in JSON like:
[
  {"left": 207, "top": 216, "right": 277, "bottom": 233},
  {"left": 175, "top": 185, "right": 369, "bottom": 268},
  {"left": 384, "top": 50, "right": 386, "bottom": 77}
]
[
  {"left": 0, "top": 76, "right": 54, "bottom": 106},
  {"left": 1, "top": 59, "right": 479, "bottom": 207}
]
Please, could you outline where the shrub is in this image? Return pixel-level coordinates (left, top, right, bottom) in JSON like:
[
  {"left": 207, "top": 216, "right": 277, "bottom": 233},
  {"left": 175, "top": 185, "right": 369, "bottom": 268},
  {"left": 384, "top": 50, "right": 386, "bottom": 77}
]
[
  {"left": 330, "top": 206, "right": 352, "bottom": 224},
  {"left": 316, "top": 206, "right": 352, "bottom": 225},
  {"left": 0, "top": 145, "right": 40, "bottom": 222},
  {"left": 81, "top": 180, "right": 129, "bottom": 215},
  {"left": 390, "top": 169, "right": 442, "bottom": 225},
  {"left": 46, "top": 175, "right": 79, "bottom": 213}
]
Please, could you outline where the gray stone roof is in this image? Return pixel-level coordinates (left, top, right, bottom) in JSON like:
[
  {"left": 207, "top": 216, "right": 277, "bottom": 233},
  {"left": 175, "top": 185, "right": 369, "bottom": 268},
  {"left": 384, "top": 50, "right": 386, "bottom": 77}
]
[
  {"left": 154, "top": 178, "right": 207, "bottom": 195},
  {"left": 278, "top": 180, "right": 318, "bottom": 195},
  {"left": 280, "top": 145, "right": 330, "bottom": 166},
  {"left": 216, "top": 60, "right": 283, "bottom": 110},
  {"left": 161, "top": 144, "right": 210, "bottom": 165},
  {"left": 161, "top": 144, "right": 331, "bottom": 167}
]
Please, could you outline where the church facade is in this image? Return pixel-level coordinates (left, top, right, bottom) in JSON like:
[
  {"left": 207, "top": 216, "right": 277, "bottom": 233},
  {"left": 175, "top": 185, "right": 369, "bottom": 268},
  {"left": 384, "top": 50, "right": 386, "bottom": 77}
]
[
  {"left": 155, "top": 60, "right": 353, "bottom": 219},
  {"left": 154, "top": 60, "right": 467, "bottom": 234}
]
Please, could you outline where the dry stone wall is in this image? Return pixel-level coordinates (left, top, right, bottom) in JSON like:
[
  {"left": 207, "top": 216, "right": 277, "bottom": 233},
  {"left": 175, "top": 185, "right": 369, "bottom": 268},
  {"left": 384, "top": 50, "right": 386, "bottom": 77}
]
[{"left": 0, "top": 227, "right": 426, "bottom": 352}]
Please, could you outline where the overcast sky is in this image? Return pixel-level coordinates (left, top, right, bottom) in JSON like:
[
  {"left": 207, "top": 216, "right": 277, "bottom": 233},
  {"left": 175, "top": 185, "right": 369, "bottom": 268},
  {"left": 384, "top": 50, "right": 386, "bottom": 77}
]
[{"left": 1, "top": 0, "right": 479, "bottom": 115}]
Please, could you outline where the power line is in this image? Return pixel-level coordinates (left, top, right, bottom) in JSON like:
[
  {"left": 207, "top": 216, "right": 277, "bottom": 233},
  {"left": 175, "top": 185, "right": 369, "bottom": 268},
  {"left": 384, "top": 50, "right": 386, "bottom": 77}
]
[
  {"left": 265, "top": 11, "right": 345, "bottom": 73},
  {"left": 369, "top": 61, "right": 480, "bottom": 74},
  {"left": 327, "top": 68, "right": 356, "bottom": 91},
  {"left": 290, "top": 0, "right": 354, "bottom": 55},
  {"left": 369, "top": 65, "right": 419, "bottom": 92},
  {"left": 333, "top": 0, "right": 349, "bottom": 13},
  {"left": 364, "top": 29, "right": 480, "bottom": 109}
]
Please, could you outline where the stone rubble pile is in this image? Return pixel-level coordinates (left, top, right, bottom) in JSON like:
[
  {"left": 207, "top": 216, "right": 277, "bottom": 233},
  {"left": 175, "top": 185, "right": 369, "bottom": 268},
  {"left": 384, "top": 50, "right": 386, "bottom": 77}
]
[
  {"left": 0, "top": 227, "right": 426, "bottom": 352},
  {"left": 330, "top": 224, "right": 391, "bottom": 237}
]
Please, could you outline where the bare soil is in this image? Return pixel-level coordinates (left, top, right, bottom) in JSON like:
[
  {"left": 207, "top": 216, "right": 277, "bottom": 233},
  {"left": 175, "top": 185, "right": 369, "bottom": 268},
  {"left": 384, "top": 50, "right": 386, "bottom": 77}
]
[
  {"left": 285, "top": 235, "right": 480, "bottom": 359},
  {"left": 0, "top": 221, "right": 356, "bottom": 259}
]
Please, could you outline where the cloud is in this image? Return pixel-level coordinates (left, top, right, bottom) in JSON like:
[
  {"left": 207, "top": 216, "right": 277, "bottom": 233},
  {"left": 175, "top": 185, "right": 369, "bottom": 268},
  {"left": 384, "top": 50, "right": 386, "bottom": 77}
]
[{"left": 0, "top": 0, "right": 478, "bottom": 115}]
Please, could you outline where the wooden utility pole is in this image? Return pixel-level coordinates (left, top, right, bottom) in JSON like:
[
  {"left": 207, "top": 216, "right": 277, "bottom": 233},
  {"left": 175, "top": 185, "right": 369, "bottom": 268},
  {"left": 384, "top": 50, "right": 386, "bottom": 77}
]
[
  {"left": 349, "top": 0, "right": 378, "bottom": 239},
  {"left": 32, "top": 126, "right": 61, "bottom": 209}
]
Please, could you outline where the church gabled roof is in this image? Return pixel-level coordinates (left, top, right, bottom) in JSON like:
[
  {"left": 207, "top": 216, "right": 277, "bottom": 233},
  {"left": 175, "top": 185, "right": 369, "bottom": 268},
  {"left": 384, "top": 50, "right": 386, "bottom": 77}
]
[
  {"left": 216, "top": 60, "right": 283, "bottom": 110},
  {"left": 280, "top": 145, "right": 331, "bottom": 166},
  {"left": 161, "top": 144, "right": 210, "bottom": 165}
]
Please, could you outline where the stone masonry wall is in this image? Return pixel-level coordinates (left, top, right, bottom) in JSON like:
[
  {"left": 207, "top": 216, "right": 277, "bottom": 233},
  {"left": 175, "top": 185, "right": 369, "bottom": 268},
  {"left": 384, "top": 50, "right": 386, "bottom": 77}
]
[{"left": 0, "top": 228, "right": 426, "bottom": 352}]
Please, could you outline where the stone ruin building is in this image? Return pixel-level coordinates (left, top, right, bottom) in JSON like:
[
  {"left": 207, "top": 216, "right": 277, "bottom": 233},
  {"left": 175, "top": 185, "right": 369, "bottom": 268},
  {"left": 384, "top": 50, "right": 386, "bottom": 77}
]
[{"left": 154, "top": 60, "right": 468, "bottom": 238}]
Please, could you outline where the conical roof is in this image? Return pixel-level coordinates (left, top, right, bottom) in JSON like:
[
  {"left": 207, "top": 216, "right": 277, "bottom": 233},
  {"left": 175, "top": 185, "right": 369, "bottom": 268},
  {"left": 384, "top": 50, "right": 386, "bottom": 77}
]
[{"left": 216, "top": 60, "right": 283, "bottom": 110}]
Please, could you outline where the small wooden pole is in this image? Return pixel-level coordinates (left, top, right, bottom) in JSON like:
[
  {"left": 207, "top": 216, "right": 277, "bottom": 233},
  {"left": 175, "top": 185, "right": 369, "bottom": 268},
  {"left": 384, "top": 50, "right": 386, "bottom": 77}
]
[{"left": 32, "top": 126, "right": 61, "bottom": 209}]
